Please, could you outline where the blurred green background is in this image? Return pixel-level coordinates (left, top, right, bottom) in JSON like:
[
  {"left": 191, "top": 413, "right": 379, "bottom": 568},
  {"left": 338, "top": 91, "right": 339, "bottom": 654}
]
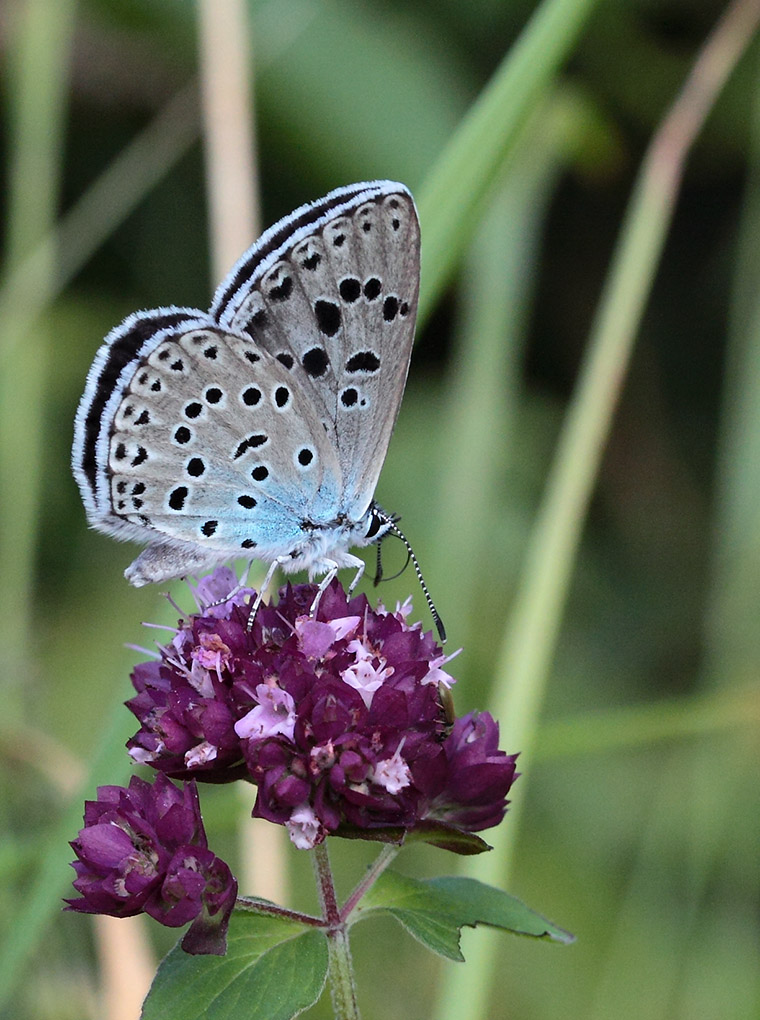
[{"left": 1, "top": 0, "right": 759, "bottom": 1017}]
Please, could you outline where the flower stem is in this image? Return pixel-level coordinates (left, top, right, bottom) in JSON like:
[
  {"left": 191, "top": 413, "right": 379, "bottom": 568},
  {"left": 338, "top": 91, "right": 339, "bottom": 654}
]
[
  {"left": 235, "top": 896, "right": 323, "bottom": 927},
  {"left": 341, "top": 843, "right": 400, "bottom": 921},
  {"left": 312, "top": 843, "right": 361, "bottom": 1020}
]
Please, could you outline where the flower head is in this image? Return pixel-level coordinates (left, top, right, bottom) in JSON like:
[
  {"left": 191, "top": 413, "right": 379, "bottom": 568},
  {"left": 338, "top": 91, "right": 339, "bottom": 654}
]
[
  {"left": 126, "top": 569, "right": 518, "bottom": 849},
  {"left": 422, "top": 712, "right": 520, "bottom": 831},
  {"left": 65, "top": 774, "right": 236, "bottom": 954}
]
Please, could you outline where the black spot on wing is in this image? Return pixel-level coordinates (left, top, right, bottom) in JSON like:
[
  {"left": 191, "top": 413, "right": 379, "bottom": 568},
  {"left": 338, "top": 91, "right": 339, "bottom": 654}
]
[
  {"left": 302, "top": 347, "right": 329, "bottom": 378},
  {"left": 345, "top": 351, "right": 380, "bottom": 374},
  {"left": 242, "top": 386, "right": 262, "bottom": 406},
  {"left": 269, "top": 276, "right": 293, "bottom": 302},
  {"left": 339, "top": 277, "right": 361, "bottom": 302},
  {"left": 169, "top": 486, "right": 188, "bottom": 511},
  {"left": 315, "top": 300, "right": 341, "bottom": 337},
  {"left": 234, "top": 434, "right": 268, "bottom": 459},
  {"left": 274, "top": 386, "right": 291, "bottom": 409},
  {"left": 383, "top": 296, "right": 399, "bottom": 322}
]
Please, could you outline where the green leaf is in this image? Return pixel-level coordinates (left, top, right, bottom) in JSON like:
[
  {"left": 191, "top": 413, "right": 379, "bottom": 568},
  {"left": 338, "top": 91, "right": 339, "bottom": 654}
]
[
  {"left": 403, "top": 821, "right": 493, "bottom": 855},
  {"left": 354, "top": 871, "right": 574, "bottom": 962},
  {"left": 334, "top": 819, "right": 492, "bottom": 855},
  {"left": 141, "top": 911, "right": 328, "bottom": 1020}
]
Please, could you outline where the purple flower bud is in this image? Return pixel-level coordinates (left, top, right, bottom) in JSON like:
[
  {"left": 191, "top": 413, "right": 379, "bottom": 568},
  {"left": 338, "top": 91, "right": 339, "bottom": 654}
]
[
  {"left": 66, "top": 774, "right": 236, "bottom": 955},
  {"left": 423, "top": 712, "right": 520, "bottom": 831}
]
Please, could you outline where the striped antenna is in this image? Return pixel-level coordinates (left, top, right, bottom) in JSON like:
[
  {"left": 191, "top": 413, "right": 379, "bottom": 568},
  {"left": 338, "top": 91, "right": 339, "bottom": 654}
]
[{"left": 375, "top": 510, "right": 446, "bottom": 644}]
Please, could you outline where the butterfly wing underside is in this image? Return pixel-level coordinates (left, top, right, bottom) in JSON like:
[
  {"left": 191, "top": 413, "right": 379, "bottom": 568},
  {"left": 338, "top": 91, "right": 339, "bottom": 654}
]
[{"left": 71, "top": 181, "right": 419, "bottom": 584}]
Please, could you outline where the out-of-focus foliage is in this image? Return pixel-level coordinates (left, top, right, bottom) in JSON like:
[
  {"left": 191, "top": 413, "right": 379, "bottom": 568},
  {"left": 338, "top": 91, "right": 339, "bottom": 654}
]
[{"left": 1, "top": 0, "right": 758, "bottom": 1018}]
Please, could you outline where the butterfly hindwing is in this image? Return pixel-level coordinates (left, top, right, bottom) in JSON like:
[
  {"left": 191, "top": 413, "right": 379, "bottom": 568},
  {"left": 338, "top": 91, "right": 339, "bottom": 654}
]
[{"left": 77, "top": 316, "right": 342, "bottom": 563}]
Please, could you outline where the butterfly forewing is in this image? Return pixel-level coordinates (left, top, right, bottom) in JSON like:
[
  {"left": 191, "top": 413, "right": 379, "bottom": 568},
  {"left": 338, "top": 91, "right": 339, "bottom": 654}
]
[{"left": 213, "top": 182, "right": 420, "bottom": 519}]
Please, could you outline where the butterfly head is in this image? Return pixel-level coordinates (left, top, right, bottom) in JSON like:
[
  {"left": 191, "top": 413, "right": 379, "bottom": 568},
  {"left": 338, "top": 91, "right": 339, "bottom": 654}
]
[{"left": 359, "top": 502, "right": 396, "bottom": 545}]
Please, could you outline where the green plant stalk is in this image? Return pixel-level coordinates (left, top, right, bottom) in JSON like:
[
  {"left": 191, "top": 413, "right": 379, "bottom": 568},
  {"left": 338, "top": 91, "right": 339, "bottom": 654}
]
[
  {"left": 313, "top": 843, "right": 361, "bottom": 1020},
  {"left": 416, "top": 0, "right": 602, "bottom": 324},
  {"left": 435, "top": 1, "right": 760, "bottom": 1018},
  {"left": 708, "top": 54, "right": 760, "bottom": 682},
  {"left": 340, "top": 844, "right": 400, "bottom": 920},
  {"left": 429, "top": 90, "right": 590, "bottom": 640},
  {"left": 325, "top": 928, "right": 360, "bottom": 1020},
  {"left": 0, "top": 0, "right": 77, "bottom": 708},
  {"left": 589, "top": 47, "right": 760, "bottom": 1020}
]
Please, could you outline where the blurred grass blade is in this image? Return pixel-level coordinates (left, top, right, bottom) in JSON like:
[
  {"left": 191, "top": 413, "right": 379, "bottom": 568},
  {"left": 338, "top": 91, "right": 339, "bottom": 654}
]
[
  {"left": 707, "top": 55, "right": 760, "bottom": 680},
  {"left": 428, "top": 90, "right": 592, "bottom": 641},
  {"left": 252, "top": 0, "right": 464, "bottom": 189},
  {"left": 0, "top": 0, "right": 77, "bottom": 711},
  {"left": 434, "top": 2, "right": 760, "bottom": 1018},
  {"left": 0, "top": 700, "right": 137, "bottom": 1007},
  {"left": 416, "top": 0, "right": 602, "bottom": 324},
  {"left": 197, "top": 0, "right": 291, "bottom": 913},
  {"left": 0, "top": 79, "right": 200, "bottom": 358},
  {"left": 537, "top": 685, "right": 760, "bottom": 760},
  {"left": 198, "top": 0, "right": 260, "bottom": 278},
  {"left": 618, "top": 47, "right": 760, "bottom": 1020}
]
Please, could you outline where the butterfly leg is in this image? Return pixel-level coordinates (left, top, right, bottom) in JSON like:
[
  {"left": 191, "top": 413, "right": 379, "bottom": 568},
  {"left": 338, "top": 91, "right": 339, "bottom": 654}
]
[
  {"left": 308, "top": 554, "right": 365, "bottom": 615},
  {"left": 347, "top": 556, "right": 365, "bottom": 594},
  {"left": 246, "top": 556, "right": 291, "bottom": 632},
  {"left": 308, "top": 561, "right": 339, "bottom": 616}
]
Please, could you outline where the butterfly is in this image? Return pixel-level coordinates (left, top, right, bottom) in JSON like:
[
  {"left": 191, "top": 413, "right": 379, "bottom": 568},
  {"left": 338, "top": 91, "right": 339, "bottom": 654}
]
[{"left": 72, "top": 180, "right": 422, "bottom": 610}]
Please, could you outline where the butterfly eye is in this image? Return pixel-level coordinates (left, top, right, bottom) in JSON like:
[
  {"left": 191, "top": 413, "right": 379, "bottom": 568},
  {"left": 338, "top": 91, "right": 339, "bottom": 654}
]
[{"left": 365, "top": 512, "right": 384, "bottom": 540}]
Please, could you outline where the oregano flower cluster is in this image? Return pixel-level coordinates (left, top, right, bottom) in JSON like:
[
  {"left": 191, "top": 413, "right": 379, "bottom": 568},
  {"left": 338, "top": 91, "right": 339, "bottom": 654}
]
[{"left": 67, "top": 570, "right": 518, "bottom": 952}]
